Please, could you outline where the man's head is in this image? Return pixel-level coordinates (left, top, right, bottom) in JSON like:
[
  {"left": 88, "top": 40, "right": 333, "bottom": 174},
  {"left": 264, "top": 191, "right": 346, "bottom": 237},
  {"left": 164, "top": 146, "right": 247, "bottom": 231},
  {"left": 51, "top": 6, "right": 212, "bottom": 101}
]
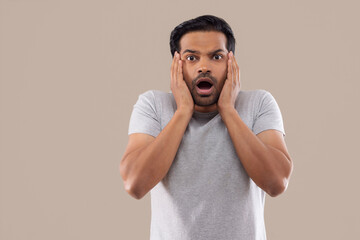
[
  {"left": 169, "top": 15, "right": 236, "bottom": 109},
  {"left": 170, "top": 15, "right": 235, "bottom": 57}
]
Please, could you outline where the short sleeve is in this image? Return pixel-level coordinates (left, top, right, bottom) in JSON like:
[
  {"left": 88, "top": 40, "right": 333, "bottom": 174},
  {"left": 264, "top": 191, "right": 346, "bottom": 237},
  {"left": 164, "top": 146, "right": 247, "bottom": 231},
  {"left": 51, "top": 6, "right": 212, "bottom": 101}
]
[
  {"left": 252, "top": 90, "right": 286, "bottom": 137},
  {"left": 128, "top": 90, "right": 161, "bottom": 137}
]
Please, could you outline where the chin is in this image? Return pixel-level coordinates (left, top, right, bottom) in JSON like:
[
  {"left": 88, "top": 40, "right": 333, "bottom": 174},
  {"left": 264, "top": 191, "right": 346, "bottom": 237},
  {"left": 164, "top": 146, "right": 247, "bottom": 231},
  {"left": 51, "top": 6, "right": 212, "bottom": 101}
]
[{"left": 193, "top": 94, "right": 219, "bottom": 106}]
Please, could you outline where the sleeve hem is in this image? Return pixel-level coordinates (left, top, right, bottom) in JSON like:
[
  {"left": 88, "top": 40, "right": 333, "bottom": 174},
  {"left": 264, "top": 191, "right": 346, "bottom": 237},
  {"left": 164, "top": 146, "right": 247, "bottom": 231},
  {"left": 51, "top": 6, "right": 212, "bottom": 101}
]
[{"left": 254, "top": 128, "right": 286, "bottom": 137}]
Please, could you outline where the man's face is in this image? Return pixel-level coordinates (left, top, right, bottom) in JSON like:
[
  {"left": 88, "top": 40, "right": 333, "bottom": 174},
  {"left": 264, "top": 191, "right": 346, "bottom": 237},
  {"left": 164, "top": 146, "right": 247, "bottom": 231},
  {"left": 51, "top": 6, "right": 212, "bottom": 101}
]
[{"left": 179, "top": 31, "right": 229, "bottom": 108}]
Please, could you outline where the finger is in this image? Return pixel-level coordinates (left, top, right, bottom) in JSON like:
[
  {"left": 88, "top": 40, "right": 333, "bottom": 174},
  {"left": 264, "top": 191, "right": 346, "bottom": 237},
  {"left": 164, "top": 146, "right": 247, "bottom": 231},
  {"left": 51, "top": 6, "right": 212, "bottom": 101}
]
[
  {"left": 227, "top": 56, "right": 232, "bottom": 83},
  {"left": 171, "top": 51, "right": 177, "bottom": 71},
  {"left": 177, "top": 57, "right": 183, "bottom": 84},
  {"left": 231, "top": 52, "right": 237, "bottom": 84},
  {"left": 175, "top": 52, "right": 181, "bottom": 85},
  {"left": 232, "top": 58, "right": 237, "bottom": 88},
  {"left": 231, "top": 52, "right": 235, "bottom": 81},
  {"left": 171, "top": 52, "right": 176, "bottom": 83},
  {"left": 231, "top": 51, "right": 240, "bottom": 86},
  {"left": 233, "top": 54, "right": 239, "bottom": 78},
  {"left": 231, "top": 51, "right": 238, "bottom": 67},
  {"left": 172, "top": 52, "right": 179, "bottom": 84}
]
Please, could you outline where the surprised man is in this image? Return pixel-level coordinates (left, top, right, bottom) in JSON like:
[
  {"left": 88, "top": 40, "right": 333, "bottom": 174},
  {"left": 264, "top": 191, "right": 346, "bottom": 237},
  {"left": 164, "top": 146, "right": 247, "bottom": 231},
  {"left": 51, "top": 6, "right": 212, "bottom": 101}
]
[{"left": 120, "top": 15, "right": 293, "bottom": 240}]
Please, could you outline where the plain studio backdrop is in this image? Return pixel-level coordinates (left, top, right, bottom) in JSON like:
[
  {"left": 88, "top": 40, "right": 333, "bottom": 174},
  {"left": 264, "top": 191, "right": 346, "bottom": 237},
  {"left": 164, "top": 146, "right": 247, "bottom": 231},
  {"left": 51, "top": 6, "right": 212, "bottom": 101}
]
[{"left": 1, "top": 0, "right": 359, "bottom": 239}]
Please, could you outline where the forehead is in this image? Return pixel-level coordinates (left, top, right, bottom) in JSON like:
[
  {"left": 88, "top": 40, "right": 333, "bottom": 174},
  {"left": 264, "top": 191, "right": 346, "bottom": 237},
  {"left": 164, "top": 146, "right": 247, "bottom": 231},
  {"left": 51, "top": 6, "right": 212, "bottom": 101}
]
[{"left": 179, "top": 31, "right": 227, "bottom": 53}]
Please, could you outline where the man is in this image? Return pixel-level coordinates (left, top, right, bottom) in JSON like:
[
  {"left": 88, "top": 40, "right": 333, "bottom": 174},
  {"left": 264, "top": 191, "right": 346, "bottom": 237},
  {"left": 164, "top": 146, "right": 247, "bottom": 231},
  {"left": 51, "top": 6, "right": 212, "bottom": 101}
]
[{"left": 120, "top": 15, "right": 293, "bottom": 240}]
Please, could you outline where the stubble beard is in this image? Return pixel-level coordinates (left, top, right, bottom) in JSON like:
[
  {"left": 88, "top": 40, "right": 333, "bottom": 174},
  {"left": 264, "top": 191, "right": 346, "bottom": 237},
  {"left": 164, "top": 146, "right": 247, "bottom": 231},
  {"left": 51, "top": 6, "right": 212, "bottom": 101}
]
[{"left": 187, "top": 73, "right": 221, "bottom": 106}]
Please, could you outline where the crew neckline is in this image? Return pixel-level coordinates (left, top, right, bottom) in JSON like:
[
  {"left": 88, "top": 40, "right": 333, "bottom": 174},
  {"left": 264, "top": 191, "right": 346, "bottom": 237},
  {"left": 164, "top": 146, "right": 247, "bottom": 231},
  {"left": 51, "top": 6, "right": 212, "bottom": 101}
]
[{"left": 193, "top": 109, "right": 219, "bottom": 118}]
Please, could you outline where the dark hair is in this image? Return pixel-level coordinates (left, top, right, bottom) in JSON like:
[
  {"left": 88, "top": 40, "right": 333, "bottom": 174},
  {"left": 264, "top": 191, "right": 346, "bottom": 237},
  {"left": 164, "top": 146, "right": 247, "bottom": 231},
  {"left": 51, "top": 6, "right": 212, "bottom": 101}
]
[{"left": 169, "top": 15, "right": 236, "bottom": 57}]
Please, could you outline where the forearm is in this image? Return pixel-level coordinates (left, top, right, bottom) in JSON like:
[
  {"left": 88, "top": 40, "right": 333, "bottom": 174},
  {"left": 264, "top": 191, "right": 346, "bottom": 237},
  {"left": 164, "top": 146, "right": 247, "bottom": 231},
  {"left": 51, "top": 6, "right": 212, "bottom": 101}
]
[
  {"left": 220, "top": 107, "right": 292, "bottom": 197},
  {"left": 124, "top": 109, "right": 192, "bottom": 199}
]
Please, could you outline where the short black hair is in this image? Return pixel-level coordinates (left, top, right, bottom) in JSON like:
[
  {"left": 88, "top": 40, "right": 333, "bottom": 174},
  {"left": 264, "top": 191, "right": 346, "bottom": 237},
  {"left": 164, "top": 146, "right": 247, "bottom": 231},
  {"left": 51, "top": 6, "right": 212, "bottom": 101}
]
[{"left": 169, "top": 15, "right": 236, "bottom": 57}]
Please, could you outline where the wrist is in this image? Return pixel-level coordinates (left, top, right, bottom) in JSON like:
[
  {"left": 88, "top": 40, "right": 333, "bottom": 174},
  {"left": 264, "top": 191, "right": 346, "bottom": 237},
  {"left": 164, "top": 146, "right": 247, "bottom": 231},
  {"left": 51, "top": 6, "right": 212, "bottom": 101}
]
[
  {"left": 218, "top": 105, "right": 237, "bottom": 121},
  {"left": 176, "top": 107, "right": 193, "bottom": 120},
  {"left": 218, "top": 104, "right": 235, "bottom": 115}
]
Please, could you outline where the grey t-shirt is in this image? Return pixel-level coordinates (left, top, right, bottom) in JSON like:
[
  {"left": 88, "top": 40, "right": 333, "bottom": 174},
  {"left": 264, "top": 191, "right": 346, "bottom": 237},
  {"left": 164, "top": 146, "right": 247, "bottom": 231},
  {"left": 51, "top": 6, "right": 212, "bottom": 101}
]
[{"left": 128, "top": 89, "right": 285, "bottom": 240}]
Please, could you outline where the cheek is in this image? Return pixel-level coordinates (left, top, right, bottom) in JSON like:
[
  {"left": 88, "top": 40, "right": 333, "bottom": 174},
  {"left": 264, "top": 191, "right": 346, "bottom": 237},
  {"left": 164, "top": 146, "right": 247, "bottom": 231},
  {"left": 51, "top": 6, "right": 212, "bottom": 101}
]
[
  {"left": 216, "top": 64, "right": 228, "bottom": 81},
  {"left": 222, "top": 66, "right": 228, "bottom": 79},
  {"left": 215, "top": 65, "right": 228, "bottom": 90},
  {"left": 182, "top": 64, "right": 193, "bottom": 82}
]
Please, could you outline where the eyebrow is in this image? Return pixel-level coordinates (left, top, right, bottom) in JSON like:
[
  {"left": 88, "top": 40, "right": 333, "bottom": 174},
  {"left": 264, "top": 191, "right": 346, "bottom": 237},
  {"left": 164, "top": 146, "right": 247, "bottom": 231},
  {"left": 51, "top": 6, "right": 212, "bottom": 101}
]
[{"left": 182, "top": 49, "right": 226, "bottom": 55}]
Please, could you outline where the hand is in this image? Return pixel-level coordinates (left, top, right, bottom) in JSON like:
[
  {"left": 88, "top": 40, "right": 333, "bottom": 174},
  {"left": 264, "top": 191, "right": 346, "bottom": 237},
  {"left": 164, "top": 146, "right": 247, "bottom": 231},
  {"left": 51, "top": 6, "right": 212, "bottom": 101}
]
[
  {"left": 217, "top": 51, "right": 241, "bottom": 114},
  {"left": 170, "top": 51, "right": 194, "bottom": 116}
]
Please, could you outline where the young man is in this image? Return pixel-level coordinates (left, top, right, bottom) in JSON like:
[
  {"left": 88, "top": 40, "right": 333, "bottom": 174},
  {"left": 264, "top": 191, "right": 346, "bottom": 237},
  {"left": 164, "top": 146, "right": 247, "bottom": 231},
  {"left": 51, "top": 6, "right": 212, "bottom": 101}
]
[{"left": 120, "top": 15, "right": 293, "bottom": 240}]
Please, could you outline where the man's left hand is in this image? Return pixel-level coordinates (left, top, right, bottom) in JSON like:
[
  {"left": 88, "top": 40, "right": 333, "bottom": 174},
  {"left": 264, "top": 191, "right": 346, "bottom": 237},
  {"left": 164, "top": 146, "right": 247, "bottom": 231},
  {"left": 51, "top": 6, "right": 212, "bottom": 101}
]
[{"left": 217, "top": 51, "right": 241, "bottom": 114}]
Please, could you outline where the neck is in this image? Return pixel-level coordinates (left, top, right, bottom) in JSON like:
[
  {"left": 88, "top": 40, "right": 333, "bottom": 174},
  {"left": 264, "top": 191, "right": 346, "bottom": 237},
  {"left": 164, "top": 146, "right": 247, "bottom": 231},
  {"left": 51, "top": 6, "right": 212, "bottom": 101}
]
[{"left": 194, "top": 104, "right": 218, "bottom": 113}]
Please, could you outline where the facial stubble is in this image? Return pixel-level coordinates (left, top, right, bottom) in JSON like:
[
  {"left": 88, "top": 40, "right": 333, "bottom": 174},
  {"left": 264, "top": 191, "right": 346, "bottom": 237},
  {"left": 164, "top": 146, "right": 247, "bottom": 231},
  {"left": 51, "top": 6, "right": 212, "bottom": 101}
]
[{"left": 187, "top": 73, "right": 222, "bottom": 107}]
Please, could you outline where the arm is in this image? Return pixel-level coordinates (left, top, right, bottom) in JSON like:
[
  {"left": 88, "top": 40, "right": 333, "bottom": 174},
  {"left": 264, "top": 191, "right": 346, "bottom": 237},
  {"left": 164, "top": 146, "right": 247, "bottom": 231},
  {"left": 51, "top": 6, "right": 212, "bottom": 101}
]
[
  {"left": 220, "top": 110, "right": 293, "bottom": 197},
  {"left": 120, "top": 51, "right": 194, "bottom": 199},
  {"left": 120, "top": 110, "right": 191, "bottom": 200},
  {"left": 217, "top": 51, "right": 293, "bottom": 197}
]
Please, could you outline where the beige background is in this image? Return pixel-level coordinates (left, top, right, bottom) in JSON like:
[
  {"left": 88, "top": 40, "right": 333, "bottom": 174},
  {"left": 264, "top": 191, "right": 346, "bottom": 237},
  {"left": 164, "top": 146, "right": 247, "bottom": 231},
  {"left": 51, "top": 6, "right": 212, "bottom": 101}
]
[{"left": 1, "top": 0, "right": 359, "bottom": 239}]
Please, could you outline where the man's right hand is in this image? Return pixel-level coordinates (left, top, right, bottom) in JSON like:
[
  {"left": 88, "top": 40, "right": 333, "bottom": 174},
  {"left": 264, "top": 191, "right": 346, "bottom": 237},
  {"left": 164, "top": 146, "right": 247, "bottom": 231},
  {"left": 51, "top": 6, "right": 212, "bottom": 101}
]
[{"left": 170, "top": 51, "right": 194, "bottom": 116}]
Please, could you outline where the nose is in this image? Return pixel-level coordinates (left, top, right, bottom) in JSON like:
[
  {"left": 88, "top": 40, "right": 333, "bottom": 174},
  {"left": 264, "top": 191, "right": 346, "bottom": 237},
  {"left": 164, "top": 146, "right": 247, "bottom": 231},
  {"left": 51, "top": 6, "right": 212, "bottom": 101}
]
[{"left": 197, "top": 59, "right": 211, "bottom": 74}]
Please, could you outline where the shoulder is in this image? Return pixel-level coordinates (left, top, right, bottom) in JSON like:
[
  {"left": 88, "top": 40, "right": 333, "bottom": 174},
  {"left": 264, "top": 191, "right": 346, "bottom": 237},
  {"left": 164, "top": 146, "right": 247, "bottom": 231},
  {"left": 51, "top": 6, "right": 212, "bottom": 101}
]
[
  {"left": 235, "top": 89, "right": 271, "bottom": 106},
  {"left": 238, "top": 89, "right": 271, "bottom": 98},
  {"left": 234, "top": 89, "right": 280, "bottom": 120},
  {"left": 136, "top": 90, "right": 174, "bottom": 103},
  {"left": 135, "top": 90, "right": 176, "bottom": 112},
  {"left": 138, "top": 90, "right": 173, "bottom": 100}
]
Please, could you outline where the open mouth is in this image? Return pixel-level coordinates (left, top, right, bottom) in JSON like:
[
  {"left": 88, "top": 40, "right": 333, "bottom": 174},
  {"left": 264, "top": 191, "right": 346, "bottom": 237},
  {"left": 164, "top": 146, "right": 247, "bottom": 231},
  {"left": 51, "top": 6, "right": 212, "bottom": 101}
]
[
  {"left": 197, "top": 81, "right": 213, "bottom": 89},
  {"left": 195, "top": 78, "right": 214, "bottom": 95}
]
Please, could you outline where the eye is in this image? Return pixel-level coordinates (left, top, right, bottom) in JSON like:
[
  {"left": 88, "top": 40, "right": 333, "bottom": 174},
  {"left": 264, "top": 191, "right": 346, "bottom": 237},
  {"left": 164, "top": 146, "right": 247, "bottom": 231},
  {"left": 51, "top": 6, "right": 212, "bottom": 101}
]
[
  {"left": 213, "top": 54, "right": 223, "bottom": 60},
  {"left": 186, "top": 55, "right": 196, "bottom": 61}
]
